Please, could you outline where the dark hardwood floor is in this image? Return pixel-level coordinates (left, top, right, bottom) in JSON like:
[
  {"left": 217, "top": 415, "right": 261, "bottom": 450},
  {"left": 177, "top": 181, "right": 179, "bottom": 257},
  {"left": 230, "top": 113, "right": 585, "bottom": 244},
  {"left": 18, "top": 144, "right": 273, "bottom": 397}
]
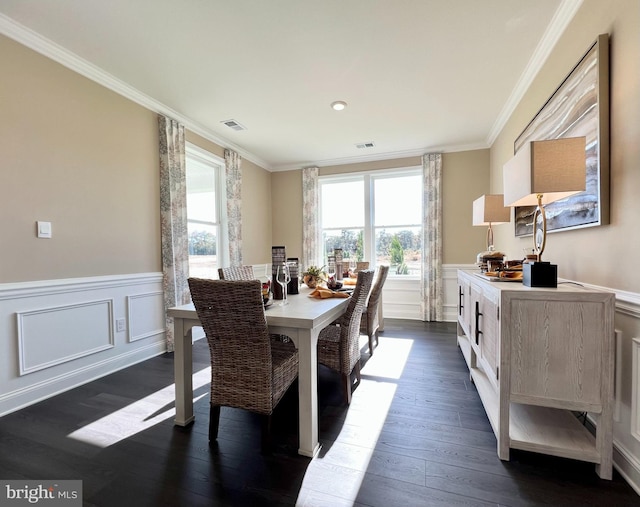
[{"left": 1, "top": 320, "right": 637, "bottom": 506}]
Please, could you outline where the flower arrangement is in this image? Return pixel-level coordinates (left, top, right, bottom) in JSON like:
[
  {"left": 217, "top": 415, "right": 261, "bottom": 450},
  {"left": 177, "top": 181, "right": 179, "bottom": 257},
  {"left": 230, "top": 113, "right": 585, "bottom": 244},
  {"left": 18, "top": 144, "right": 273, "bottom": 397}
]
[{"left": 302, "top": 265, "right": 326, "bottom": 288}]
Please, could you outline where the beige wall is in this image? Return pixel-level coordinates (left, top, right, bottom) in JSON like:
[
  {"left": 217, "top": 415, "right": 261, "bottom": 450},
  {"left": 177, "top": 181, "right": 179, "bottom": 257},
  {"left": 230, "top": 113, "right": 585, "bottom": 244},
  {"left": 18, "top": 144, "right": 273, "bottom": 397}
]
[
  {"left": 0, "top": 32, "right": 275, "bottom": 286},
  {"left": 240, "top": 158, "right": 273, "bottom": 264},
  {"left": 490, "top": 0, "right": 639, "bottom": 293},
  {"left": 186, "top": 132, "right": 273, "bottom": 265},
  {"left": 442, "top": 150, "right": 491, "bottom": 264},
  {"left": 271, "top": 170, "right": 303, "bottom": 261},
  {"left": 271, "top": 150, "right": 490, "bottom": 267},
  {"left": 0, "top": 35, "right": 161, "bottom": 283}
]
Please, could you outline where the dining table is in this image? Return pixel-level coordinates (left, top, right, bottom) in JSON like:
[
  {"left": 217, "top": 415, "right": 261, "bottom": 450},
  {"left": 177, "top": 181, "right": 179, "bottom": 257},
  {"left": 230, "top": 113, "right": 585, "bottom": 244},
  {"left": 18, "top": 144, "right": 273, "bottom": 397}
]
[{"left": 167, "top": 285, "right": 350, "bottom": 457}]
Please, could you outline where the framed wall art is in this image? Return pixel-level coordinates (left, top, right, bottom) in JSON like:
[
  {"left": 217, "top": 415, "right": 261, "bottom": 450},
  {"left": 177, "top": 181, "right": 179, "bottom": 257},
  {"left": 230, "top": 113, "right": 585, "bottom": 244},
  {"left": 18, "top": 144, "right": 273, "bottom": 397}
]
[{"left": 513, "top": 33, "right": 609, "bottom": 237}]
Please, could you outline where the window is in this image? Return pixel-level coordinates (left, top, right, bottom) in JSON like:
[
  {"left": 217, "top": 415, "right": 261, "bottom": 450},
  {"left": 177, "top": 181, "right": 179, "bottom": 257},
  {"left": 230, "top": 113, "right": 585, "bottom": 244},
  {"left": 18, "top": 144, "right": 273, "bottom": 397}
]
[
  {"left": 186, "top": 144, "right": 225, "bottom": 279},
  {"left": 319, "top": 169, "right": 422, "bottom": 276}
]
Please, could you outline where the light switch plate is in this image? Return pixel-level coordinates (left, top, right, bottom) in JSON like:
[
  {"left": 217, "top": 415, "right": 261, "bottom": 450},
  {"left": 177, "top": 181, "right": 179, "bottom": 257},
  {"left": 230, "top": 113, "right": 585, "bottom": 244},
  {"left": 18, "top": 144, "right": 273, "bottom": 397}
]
[{"left": 37, "top": 221, "right": 52, "bottom": 238}]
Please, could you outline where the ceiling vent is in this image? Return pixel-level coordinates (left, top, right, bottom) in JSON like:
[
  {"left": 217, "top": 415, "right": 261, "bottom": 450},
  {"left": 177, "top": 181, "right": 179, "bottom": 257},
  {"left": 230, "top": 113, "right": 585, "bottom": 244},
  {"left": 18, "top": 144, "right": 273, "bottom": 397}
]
[
  {"left": 355, "top": 141, "right": 375, "bottom": 149},
  {"left": 220, "top": 119, "right": 247, "bottom": 131}
]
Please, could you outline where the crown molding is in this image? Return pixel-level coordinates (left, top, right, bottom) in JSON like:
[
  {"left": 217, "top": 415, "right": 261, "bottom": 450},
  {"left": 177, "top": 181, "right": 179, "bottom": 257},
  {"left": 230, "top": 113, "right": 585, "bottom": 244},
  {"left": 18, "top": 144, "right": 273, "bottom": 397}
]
[
  {"left": 486, "top": 0, "right": 584, "bottom": 145},
  {"left": 0, "top": 13, "right": 272, "bottom": 171},
  {"left": 271, "top": 140, "right": 490, "bottom": 172}
]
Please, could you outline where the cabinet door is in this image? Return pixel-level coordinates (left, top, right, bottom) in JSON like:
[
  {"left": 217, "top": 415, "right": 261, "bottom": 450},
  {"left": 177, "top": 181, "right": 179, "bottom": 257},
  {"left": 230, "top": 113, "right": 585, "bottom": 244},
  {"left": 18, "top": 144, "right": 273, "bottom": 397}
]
[
  {"left": 508, "top": 298, "right": 605, "bottom": 408},
  {"left": 479, "top": 293, "right": 500, "bottom": 383},
  {"left": 469, "top": 283, "right": 481, "bottom": 350},
  {"left": 457, "top": 276, "right": 471, "bottom": 337}
]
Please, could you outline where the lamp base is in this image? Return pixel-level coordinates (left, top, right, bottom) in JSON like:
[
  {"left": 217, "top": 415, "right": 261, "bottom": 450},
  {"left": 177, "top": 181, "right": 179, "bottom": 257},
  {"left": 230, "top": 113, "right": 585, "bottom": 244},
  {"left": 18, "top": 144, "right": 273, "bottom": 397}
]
[{"left": 523, "top": 262, "right": 557, "bottom": 288}]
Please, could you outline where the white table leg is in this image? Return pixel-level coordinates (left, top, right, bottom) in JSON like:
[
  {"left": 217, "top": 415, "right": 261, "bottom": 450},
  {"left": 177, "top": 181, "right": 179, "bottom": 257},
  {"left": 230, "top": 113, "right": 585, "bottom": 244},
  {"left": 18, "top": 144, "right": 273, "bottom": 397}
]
[
  {"left": 173, "top": 317, "right": 195, "bottom": 426},
  {"left": 293, "top": 328, "right": 321, "bottom": 457}
]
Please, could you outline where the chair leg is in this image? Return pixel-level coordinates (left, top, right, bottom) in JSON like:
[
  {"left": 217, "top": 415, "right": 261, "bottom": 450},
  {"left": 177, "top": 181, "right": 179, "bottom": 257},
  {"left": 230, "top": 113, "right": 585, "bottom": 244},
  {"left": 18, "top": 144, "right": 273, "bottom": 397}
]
[
  {"left": 342, "top": 373, "right": 352, "bottom": 405},
  {"left": 368, "top": 332, "right": 375, "bottom": 355},
  {"left": 261, "top": 414, "right": 272, "bottom": 454},
  {"left": 342, "top": 362, "right": 362, "bottom": 405},
  {"left": 209, "top": 405, "right": 221, "bottom": 443}
]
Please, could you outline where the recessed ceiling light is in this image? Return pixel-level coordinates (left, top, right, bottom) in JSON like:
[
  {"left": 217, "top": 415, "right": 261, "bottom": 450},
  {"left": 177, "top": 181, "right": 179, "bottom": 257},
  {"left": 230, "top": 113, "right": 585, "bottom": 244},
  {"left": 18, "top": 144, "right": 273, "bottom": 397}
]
[{"left": 331, "top": 101, "right": 347, "bottom": 111}]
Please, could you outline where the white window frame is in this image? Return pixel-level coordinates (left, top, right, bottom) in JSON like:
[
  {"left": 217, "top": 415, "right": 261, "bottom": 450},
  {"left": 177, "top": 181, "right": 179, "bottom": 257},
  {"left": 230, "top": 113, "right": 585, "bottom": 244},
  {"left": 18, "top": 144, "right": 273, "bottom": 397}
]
[
  {"left": 319, "top": 167, "right": 422, "bottom": 278},
  {"left": 185, "top": 142, "right": 228, "bottom": 275}
]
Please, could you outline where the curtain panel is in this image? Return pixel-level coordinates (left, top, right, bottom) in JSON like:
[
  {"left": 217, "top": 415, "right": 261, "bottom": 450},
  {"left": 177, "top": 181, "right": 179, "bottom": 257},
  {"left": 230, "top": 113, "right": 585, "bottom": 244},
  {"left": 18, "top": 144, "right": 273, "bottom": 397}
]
[
  {"left": 224, "top": 149, "right": 243, "bottom": 266},
  {"left": 421, "top": 153, "right": 443, "bottom": 321},
  {"left": 302, "top": 167, "right": 319, "bottom": 271},
  {"left": 159, "top": 115, "right": 189, "bottom": 351}
]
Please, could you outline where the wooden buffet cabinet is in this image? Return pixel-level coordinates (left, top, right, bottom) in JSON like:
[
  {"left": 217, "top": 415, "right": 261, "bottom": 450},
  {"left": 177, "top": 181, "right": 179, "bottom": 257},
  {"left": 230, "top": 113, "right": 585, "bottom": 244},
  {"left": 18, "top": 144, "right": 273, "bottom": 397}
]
[{"left": 456, "top": 269, "right": 615, "bottom": 479}]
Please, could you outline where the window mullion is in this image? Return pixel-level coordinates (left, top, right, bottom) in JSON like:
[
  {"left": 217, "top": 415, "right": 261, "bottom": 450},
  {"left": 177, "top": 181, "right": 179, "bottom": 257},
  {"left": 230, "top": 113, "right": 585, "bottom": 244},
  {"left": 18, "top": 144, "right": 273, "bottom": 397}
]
[{"left": 364, "top": 174, "right": 373, "bottom": 266}]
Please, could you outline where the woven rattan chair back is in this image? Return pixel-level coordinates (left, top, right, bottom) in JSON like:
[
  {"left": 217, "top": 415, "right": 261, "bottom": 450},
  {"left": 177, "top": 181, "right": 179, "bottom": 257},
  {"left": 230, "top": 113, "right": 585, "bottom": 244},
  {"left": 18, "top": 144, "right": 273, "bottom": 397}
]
[
  {"left": 318, "top": 269, "right": 374, "bottom": 404},
  {"left": 217, "top": 265, "right": 255, "bottom": 280},
  {"left": 188, "top": 278, "right": 299, "bottom": 450},
  {"left": 355, "top": 261, "right": 370, "bottom": 273},
  {"left": 362, "top": 265, "right": 389, "bottom": 355},
  {"left": 188, "top": 278, "right": 274, "bottom": 414}
]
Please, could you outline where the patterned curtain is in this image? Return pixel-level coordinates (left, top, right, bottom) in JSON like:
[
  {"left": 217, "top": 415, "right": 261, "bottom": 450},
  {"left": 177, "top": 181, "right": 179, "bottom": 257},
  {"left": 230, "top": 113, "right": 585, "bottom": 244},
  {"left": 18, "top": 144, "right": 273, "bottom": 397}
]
[
  {"left": 302, "top": 167, "right": 319, "bottom": 270},
  {"left": 421, "top": 153, "right": 443, "bottom": 321},
  {"left": 159, "top": 115, "right": 189, "bottom": 351},
  {"left": 224, "top": 149, "right": 243, "bottom": 266}
]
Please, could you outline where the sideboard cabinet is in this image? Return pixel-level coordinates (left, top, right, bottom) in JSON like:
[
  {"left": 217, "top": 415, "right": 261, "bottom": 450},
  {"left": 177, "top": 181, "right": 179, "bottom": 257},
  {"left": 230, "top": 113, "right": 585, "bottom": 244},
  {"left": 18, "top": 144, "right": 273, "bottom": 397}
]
[{"left": 456, "top": 270, "right": 615, "bottom": 479}]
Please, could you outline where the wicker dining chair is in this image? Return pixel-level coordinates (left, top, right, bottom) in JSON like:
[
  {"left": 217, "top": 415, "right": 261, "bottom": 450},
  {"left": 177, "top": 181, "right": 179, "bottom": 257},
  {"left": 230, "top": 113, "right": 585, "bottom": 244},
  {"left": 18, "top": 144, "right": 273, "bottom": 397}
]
[
  {"left": 361, "top": 265, "right": 389, "bottom": 356},
  {"left": 218, "top": 264, "right": 292, "bottom": 344},
  {"left": 217, "top": 265, "right": 255, "bottom": 280},
  {"left": 355, "top": 261, "right": 369, "bottom": 271},
  {"left": 317, "top": 269, "right": 375, "bottom": 405},
  {"left": 187, "top": 278, "right": 299, "bottom": 452}
]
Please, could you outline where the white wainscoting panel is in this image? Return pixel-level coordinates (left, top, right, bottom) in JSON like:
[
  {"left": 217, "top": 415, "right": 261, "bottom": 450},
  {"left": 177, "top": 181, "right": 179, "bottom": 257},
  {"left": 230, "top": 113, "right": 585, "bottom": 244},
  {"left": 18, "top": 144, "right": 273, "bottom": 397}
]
[
  {"left": 377, "top": 264, "right": 475, "bottom": 322},
  {"left": 0, "top": 272, "right": 166, "bottom": 417},
  {"left": 17, "top": 299, "right": 114, "bottom": 375},
  {"left": 632, "top": 337, "right": 640, "bottom": 443},
  {"left": 615, "top": 329, "right": 623, "bottom": 423},
  {"left": 382, "top": 276, "right": 421, "bottom": 320},
  {"left": 127, "top": 291, "right": 165, "bottom": 343}
]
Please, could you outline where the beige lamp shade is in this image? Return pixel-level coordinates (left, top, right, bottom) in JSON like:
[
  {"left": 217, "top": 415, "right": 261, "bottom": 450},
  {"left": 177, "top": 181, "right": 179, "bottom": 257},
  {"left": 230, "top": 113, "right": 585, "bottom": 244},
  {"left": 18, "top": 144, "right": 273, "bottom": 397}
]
[
  {"left": 503, "top": 137, "right": 587, "bottom": 207},
  {"left": 472, "top": 194, "right": 510, "bottom": 226}
]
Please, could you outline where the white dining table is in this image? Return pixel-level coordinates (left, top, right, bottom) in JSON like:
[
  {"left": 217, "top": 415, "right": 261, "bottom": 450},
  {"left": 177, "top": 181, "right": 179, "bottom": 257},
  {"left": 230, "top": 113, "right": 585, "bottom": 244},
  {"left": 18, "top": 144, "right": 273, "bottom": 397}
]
[{"left": 167, "top": 286, "right": 349, "bottom": 457}]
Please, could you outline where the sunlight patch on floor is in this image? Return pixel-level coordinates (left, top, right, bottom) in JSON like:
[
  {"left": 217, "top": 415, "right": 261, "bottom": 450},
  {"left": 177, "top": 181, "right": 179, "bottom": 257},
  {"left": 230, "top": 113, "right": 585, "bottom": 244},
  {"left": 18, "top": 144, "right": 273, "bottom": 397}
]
[
  {"left": 297, "top": 381, "right": 398, "bottom": 506},
  {"left": 361, "top": 336, "right": 413, "bottom": 379},
  {"left": 67, "top": 367, "right": 211, "bottom": 448},
  {"left": 297, "top": 337, "right": 411, "bottom": 506}
]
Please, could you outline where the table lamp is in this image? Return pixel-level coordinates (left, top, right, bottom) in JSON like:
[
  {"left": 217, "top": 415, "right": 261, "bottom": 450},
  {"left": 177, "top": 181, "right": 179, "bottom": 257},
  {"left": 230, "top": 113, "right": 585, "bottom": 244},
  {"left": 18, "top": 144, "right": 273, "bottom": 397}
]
[
  {"left": 472, "top": 194, "right": 510, "bottom": 271},
  {"left": 503, "top": 136, "right": 586, "bottom": 287}
]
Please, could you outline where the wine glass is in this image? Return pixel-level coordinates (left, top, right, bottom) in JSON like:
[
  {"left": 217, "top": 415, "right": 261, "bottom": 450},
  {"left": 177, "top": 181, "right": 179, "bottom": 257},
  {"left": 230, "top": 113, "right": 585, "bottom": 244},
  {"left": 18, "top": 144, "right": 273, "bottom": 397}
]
[
  {"left": 349, "top": 258, "right": 357, "bottom": 277},
  {"left": 277, "top": 263, "right": 291, "bottom": 305},
  {"left": 326, "top": 262, "right": 336, "bottom": 289}
]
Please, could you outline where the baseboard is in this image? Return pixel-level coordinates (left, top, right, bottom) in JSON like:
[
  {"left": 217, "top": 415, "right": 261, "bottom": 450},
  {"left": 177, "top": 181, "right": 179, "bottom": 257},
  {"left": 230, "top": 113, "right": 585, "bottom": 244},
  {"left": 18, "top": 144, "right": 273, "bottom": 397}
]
[{"left": 614, "top": 442, "right": 640, "bottom": 495}]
